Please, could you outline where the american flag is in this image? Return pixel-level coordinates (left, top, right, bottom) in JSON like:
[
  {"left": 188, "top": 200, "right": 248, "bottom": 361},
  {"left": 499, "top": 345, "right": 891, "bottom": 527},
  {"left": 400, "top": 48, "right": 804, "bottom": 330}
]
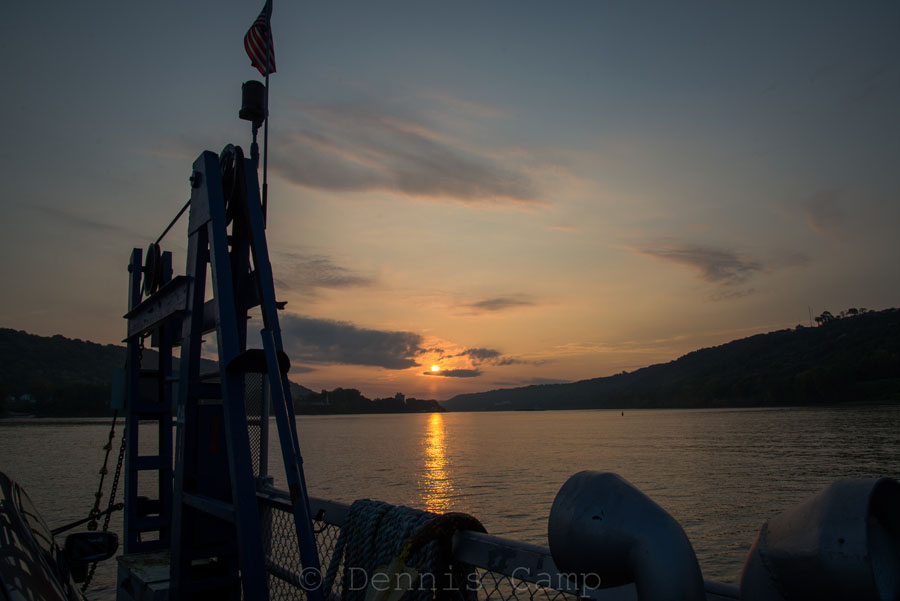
[{"left": 244, "top": 0, "right": 276, "bottom": 76}]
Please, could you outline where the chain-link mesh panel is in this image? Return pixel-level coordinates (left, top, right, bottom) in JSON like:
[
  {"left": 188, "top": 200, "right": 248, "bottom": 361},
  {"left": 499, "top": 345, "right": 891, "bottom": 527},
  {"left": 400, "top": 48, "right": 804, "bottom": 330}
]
[
  {"left": 258, "top": 499, "right": 343, "bottom": 601},
  {"left": 462, "top": 568, "right": 582, "bottom": 601},
  {"left": 258, "top": 494, "right": 587, "bottom": 601},
  {"left": 244, "top": 372, "right": 264, "bottom": 478},
  {"left": 314, "top": 521, "right": 343, "bottom": 593},
  {"left": 261, "top": 500, "right": 302, "bottom": 601}
]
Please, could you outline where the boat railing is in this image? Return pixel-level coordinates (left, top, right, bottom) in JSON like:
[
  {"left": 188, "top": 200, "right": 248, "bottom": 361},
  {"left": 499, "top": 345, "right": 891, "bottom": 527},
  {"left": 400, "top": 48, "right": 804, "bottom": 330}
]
[{"left": 255, "top": 486, "right": 741, "bottom": 601}]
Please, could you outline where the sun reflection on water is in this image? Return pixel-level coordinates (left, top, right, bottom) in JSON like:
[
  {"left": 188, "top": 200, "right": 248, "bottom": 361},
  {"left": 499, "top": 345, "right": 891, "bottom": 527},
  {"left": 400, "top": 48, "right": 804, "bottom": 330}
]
[{"left": 420, "top": 412, "right": 454, "bottom": 513}]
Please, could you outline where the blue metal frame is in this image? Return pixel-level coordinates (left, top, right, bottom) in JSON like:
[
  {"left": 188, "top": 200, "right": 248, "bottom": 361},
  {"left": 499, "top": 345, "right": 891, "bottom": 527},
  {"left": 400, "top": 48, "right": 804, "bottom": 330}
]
[
  {"left": 121, "top": 145, "right": 323, "bottom": 600},
  {"left": 169, "top": 151, "right": 267, "bottom": 601},
  {"left": 143, "top": 149, "right": 324, "bottom": 601},
  {"left": 123, "top": 249, "right": 174, "bottom": 555},
  {"left": 241, "top": 155, "right": 324, "bottom": 595}
]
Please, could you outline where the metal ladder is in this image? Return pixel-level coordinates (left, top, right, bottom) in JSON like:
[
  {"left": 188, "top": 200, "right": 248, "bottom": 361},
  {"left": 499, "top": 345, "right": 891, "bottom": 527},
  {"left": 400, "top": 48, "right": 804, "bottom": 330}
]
[
  {"left": 122, "top": 248, "right": 175, "bottom": 555},
  {"left": 122, "top": 148, "right": 323, "bottom": 601}
]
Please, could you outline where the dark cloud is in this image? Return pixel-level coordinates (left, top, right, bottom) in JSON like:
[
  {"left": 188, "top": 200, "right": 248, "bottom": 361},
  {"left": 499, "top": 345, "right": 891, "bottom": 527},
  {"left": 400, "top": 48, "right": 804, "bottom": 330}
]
[
  {"left": 463, "top": 296, "right": 536, "bottom": 313},
  {"left": 635, "top": 243, "right": 762, "bottom": 286},
  {"left": 455, "top": 347, "right": 527, "bottom": 366},
  {"left": 275, "top": 252, "right": 373, "bottom": 293},
  {"left": 494, "top": 357, "right": 526, "bottom": 366},
  {"left": 280, "top": 314, "right": 423, "bottom": 369},
  {"left": 423, "top": 368, "right": 483, "bottom": 378},
  {"left": 460, "top": 347, "right": 501, "bottom": 362},
  {"left": 271, "top": 105, "right": 536, "bottom": 204},
  {"left": 803, "top": 189, "right": 846, "bottom": 235}
]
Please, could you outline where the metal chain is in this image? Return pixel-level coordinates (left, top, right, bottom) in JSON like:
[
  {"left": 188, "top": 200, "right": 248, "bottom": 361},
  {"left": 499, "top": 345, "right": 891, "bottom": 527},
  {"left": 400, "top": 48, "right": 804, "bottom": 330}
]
[
  {"left": 82, "top": 336, "right": 144, "bottom": 592},
  {"left": 86, "top": 411, "right": 119, "bottom": 531},
  {"left": 82, "top": 426, "right": 126, "bottom": 592},
  {"left": 103, "top": 427, "right": 127, "bottom": 533}
]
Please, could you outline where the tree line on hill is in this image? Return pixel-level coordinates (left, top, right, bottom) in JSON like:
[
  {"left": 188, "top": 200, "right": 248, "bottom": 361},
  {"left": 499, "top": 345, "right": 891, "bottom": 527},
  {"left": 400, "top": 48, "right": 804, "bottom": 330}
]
[
  {"left": 442, "top": 307, "right": 900, "bottom": 412},
  {"left": 3, "top": 307, "right": 898, "bottom": 417},
  {"left": 0, "top": 329, "right": 440, "bottom": 417},
  {"left": 293, "top": 388, "right": 442, "bottom": 414},
  {"left": 0, "top": 331, "right": 124, "bottom": 417}
]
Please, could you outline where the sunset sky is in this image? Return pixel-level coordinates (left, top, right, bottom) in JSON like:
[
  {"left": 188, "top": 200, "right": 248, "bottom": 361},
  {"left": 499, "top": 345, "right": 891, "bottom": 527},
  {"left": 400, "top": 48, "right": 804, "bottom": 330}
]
[{"left": 2, "top": 1, "right": 899, "bottom": 400}]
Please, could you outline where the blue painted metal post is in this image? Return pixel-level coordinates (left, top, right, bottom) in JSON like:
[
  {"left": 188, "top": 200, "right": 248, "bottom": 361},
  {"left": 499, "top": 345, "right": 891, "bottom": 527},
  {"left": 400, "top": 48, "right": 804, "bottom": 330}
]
[
  {"left": 242, "top": 156, "right": 324, "bottom": 600},
  {"left": 157, "top": 144, "right": 322, "bottom": 600},
  {"left": 123, "top": 248, "right": 142, "bottom": 554},
  {"left": 170, "top": 151, "right": 269, "bottom": 601},
  {"left": 157, "top": 250, "right": 174, "bottom": 551},
  {"left": 204, "top": 150, "right": 270, "bottom": 599},
  {"left": 170, "top": 174, "right": 215, "bottom": 600},
  {"left": 260, "top": 328, "right": 323, "bottom": 595}
]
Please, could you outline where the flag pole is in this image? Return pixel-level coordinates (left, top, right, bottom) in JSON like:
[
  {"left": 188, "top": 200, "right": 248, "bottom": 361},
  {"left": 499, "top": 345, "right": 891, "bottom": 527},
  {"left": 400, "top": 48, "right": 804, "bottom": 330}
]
[
  {"left": 262, "top": 73, "right": 269, "bottom": 224},
  {"left": 262, "top": 0, "right": 273, "bottom": 225}
]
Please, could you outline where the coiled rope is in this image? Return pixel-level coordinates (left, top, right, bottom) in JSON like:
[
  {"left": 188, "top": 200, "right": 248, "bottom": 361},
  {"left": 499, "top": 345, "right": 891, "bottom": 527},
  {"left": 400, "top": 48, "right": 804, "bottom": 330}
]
[{"left": 323, "top": 500, "right": 485, "bottom": 601}]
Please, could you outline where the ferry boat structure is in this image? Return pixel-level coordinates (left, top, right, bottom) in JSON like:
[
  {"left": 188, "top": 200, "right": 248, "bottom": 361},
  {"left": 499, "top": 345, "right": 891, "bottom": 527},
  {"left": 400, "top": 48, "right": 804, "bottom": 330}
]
[{"left": 100, "top": 80, "right": 900, "bottom": 601}]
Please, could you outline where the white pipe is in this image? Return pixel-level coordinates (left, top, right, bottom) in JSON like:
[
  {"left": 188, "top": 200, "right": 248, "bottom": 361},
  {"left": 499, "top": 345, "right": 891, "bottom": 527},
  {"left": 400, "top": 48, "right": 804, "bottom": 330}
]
[{"left": 548, "top": 471, "right": 705, "bottom": 601}]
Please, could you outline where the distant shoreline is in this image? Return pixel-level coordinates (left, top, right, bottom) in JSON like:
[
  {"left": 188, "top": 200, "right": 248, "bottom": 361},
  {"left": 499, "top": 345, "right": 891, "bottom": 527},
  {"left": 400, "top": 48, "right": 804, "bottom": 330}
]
[
  {"left": 0, "top": 417, "right": 114, "bottom": 426},
  {"left": 3, "top": 399, "right": 899, "bottom": 425},
  {"left": 443, "top": 397, "right": 900, "bottom": 411}
]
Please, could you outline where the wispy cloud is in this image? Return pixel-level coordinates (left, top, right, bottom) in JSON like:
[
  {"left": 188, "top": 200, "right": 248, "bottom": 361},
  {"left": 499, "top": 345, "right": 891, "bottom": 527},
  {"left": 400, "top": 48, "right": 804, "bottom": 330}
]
[
  {"left": 542, "top": 322, "right": 790, "bottom": 367},
  {"left": 462, "top": 295, "right": 537, "bottom": 313},
  {"left": 418, "top": 90, "right": 508, "bottom": 121},
  {"left": 522, "top": 377, "right": 570, "bottom": 385},
  {"left": 770, "top": 249, "right": 811, "bottom": 270},
  {"left": 545, "top": 340, "right": 683, "bottom": 360},
  {"left": 270, "top": 104, "right": 537, "bottom": 204},
  {"left": 29, "top": 205, "right": 144, "bottom": 239},
  {"left": 423, "top": 368, "right": 483, "bottom": 378},
  {"left": 709, "top": 288, "right": 757, "bottom": 301},
  {"left": 633, "top": 243, "right": 762, "bottom": 286},
  {"left": 491, "top": 376, "right": 571, "bottom": 386},
  {"left": 274, "top": 252, "right": 374, "bottom": 295},
  {"left": 280, "top": 314, "right": 423, "bottom": 370},
  {"left": 803, "top": 189, "right": 846, "bottom": 237}
]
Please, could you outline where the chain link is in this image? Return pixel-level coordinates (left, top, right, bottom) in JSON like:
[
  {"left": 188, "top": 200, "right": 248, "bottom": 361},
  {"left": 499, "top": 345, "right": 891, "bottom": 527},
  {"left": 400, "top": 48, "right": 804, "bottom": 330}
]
[
  {"left": 82, "top": 426, "right": 127, "bottom": 592},
  {"left": 86, "top": 411, "right": 118, "bottom": 532},
  {"left": 81, "top": 336, "right": 144, "bottom": 592}
]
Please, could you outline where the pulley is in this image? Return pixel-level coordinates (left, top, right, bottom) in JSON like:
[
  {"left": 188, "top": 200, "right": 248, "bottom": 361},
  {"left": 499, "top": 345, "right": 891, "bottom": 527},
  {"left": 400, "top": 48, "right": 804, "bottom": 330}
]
[
  {"left": 219, "top": 144, "right": 247, "bottom": 226},
  {"left": 141, "top": 243, "right": 162, "bottom": 297}
]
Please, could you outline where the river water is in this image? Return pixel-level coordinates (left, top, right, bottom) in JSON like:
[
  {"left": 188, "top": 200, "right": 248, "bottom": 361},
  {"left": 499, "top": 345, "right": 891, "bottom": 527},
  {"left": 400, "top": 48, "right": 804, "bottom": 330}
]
[{"left": 2, "top": 405, "right": 899, "bottom": 599}]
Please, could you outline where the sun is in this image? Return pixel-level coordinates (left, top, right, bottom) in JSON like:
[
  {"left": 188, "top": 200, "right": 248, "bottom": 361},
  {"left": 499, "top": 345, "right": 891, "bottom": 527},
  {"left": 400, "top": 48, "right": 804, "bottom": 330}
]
[{"left": 431, "top": 365, "right": 440, "bottom": 372}]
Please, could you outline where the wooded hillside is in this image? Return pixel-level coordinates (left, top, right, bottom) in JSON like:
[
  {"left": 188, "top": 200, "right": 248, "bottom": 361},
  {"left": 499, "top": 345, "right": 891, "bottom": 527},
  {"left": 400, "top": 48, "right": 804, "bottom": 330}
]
[{"left": 443, "top": 308, "right": 900, "bottom": 412}]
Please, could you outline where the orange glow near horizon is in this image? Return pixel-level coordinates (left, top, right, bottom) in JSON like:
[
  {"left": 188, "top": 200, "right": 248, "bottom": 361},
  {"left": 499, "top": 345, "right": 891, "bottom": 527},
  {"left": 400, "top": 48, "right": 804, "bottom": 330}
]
[{"left": 431, "top": 364, "right": 440, "bottom": 372}]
